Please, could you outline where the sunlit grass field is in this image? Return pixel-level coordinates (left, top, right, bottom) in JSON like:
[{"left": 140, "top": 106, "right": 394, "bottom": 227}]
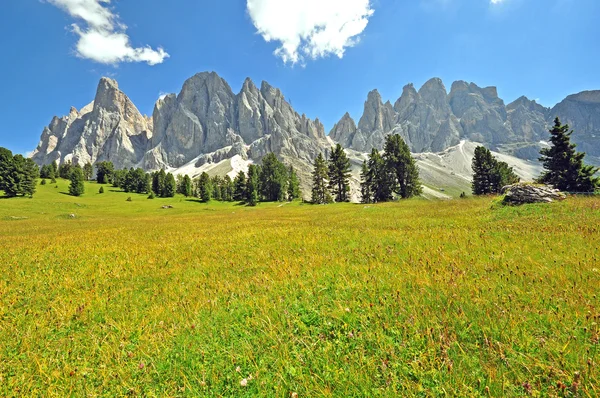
[{"left": 0, "top": 180, "right": 599, "bottom": 397}]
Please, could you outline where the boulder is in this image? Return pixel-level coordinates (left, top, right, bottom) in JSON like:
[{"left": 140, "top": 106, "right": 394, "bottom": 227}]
[{"left": 502, "top": 183, "right": 566, "bottom": 205}]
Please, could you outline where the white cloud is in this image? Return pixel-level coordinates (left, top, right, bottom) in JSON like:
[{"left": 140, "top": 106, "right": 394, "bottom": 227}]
[
  {"left": 490, "top": 0, "right": 505, "bottom": 4},
  {"left": 48, "top": 0, "right": 169, "bottom": 65},
  {"left": 247, "top": 0, "right": 374, "bottom": 64}
]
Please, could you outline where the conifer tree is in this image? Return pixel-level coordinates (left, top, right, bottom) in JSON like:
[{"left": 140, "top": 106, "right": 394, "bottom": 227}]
[
  {"left": 366, "top": 148, "right": 393, "bottom": 203},
  {"left": 472, "top": 146, "right": 497, "bottom": 195},
  {"left": 233, "top": 170, "right": 247, "bottom": 201},
  {"left": 0, "top": 147, "right": 13, "bottom": 194},
  {"left": 58, "top": 160, "right": 73, "bottom": 179},
  {"left": 287, "top": 166, "right": 301, "bottom": 201},
  {"left": 383, "top": 134, "right": 422, "bottom": 199},
  {"left": 327, "top": 144, "right": 351, "bottom": 202},
  {"left": 311, "top": 153, "right": 332, "bottom": 204},
  {"left": 157, "top": 169, "right": 167, "bottom": 196},
  {"left": 96, "top": 161, "right": 114, "bottom": 184},
  {"left": 69, "top": 165, "right": 85, "bottom": 197},
  {"left": 83, "top": 162, "right": 93, "bottom": 181},
  {"left": 538, "top": 117, "right": 599, "bottom": 192},
  {"left": 198, "top": 172, "right": 212, "bottom": 202},
  {"left": 360, "top": 161, "right": 371, "bottom": 204},
  {"left": 246, "top": 165, "right": 259, "bottom": 206},
  {"left": 211, "top": 176, "right": 223, "bottom": 201},
  {"left": 472, "top": 146, "right": 520, "bottom": 195},
  {"left": 182, "top": 175, "right": 193, "bottom": 197},
  {"left": 223, "top": 175, "right": 234, "bottom": 201},
  {"left": 259, "top": 153, "right": 288, "bottom": 202},
  {"left": 21, "top": 157, "right": 39, "bottom": 197},
  {"left": 164, "top": 173, "right": 176, "bottom": 198}
]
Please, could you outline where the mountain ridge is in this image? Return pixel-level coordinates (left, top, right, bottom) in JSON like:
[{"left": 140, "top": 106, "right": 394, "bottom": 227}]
[{"left": 32, "top": 72, "right": 600, "bottom": 188}]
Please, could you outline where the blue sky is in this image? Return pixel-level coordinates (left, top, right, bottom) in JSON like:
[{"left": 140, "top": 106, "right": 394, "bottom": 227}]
[{"left": 1, "top": 0, "right": 599, "bottom": 155}]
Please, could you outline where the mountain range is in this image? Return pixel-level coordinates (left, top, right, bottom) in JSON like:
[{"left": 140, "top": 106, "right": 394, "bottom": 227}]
[{"left": 31, "top": 72, "right": 600, "bottom": 197}]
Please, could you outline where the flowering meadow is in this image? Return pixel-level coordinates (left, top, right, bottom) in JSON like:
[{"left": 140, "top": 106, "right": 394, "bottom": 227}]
[{"left": 0, "top": 179, "right": 598, "bottom": 396}]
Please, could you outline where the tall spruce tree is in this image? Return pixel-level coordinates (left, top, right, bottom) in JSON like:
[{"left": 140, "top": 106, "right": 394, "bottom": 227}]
[
  {"left": 472, "top": 146, "right": 497, "bottom": 195},
  {"left": 259, "top": 153, "right": 288, "bottom": 202},
  {"left": 287, "top": 166, "right": 301, "bottom": 201},
  {"left": 83, "top": 163, "right": 93, "bottom": 181},
  {"left": 96, "top": 161, "right": 114, "bottom": 184},
  {"left": 58, "top": 161, "right": 73, "bottom": 179},
  {"left": 366, "top": 148, "right": 393, "bottom": 203},
  {"left": 223, "top": 175, "right": 234, "bottom": 201},
  {"left": 472, "top": 146, "right": 520, "bottom": 195},
  {"left": 538, "top": 117, "right": 599, "bottom": 192},
  {"left": 246, "top": 165, "right": 259, "bottom": 206},
  {"left": 69, "top": 166, "right": 85, "bottom": 197},
  {"left": 233, "top": 170, "right": 247, "bottom": 201},
  {"left": 198, "top": 172, "right": 212, "bottom": 202},
  {"left": 157, "top": 169, "right": 167, "bottom": 196},
  {"left": 0, "top": 147, "right": 14, "bottom": 194},
  {"left": 327, "top": 144, "right": 351, "bottom": 202},
  {"left": 360, "top": 161, "right": 371, "bottom": 204},
  {"left": 383, "top": 134, "right": 422, "bottom": 199},
  {"left": 182, "top": 175, "right": 193, "bottom": 197},
  {"left": 311, "top": 153, "right": 332, "bottom": 204},
  {"left": 164, "top": 173, "right": 176, "bottom": 198}
]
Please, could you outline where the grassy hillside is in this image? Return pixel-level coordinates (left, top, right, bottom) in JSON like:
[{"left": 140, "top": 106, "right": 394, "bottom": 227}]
[{"left": 0, "top": 180, "right": 598, "bottom": 396}]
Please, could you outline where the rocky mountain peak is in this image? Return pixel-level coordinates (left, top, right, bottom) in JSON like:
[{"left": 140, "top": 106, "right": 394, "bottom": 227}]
[
  {"left": 564, "top": 90, "right": 600, "bottom": 104},
  {"left": 418, "top": 77, "right": 448, "bottom": 109}
]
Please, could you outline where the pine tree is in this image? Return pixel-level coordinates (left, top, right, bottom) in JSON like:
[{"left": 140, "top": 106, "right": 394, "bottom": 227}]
[
  {"left": 211, "top": 176, "right": 223, "bottom": 201},
  {"left": 311, "top": 153, "right": 332, "bottom": 204},
  {"left": 99, "top": 186, "right": 104, "bottom": 194},
  {"left": 96, "top": 161, "right": 114, "bottom": 184},
  {"left": 327, "top": 144, "right": 351, "bottom": 202},
  {"left": 182, "top": 175, "right": 193, "bottom": 197},
  {"left": 366, "top": 149, "right": 393, "bottom": 203},
  {"left": 383, "top": 134, "right": 422, "bottom": 199},
  {"left": 21, "top": 158, "right": 39, "bottom": 197},
  {"left": 58, "top": 160, "right": 73, "bottom": 179},
  {"left": 259, "top": 153, "right": 289, "bottom": 202},
  {"left": 0, "top": 147, "right": 13, "bottom": 194},
  {"left": 491, "top": 161, "right": 520, "bottom": 192},
  {"left": 287, "top": 166, "right": 301, "bottom": 201},
  {"left": 198, "top": 172, "right": 212, "bottom": 202},
  {"left": 246, "top": 165, "right": 259, "bottom": 206},
  {"left": 223, "top": 175, "right": 234, "bottom": 201},
  {"left": 360, "top": 160, "right": 371, "bottom": 203},
  {"left": 233, "top": 170, "right": 247, "bottom": 201},
  {"left": 538, "top": 117, "right": 599, "bottom": 192},
  {"left": 69, "top": 166, "right": 85, "bottom": 197},
  {"left": 83, "top": 162, "right": 93, "bottom": 181},
  {"left": 164, "top": 173, "right": 176, "bottom": 198},
  {"left": 472, "top": 146, "right": 497, "bottom": 195},
  {"left": 2, "top": 154, "right": 39, "bottom": 198},
  {"left": 472, "top": 146, "right": 520, "bottom": 195},
  {"left": 157, "top": 169, "right": 167, "bottom": 197}
]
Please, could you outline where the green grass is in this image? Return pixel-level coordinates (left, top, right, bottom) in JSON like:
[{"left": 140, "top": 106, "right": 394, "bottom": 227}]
[{"left": 0, "top": 180, "right": 599, "bottom": 397}]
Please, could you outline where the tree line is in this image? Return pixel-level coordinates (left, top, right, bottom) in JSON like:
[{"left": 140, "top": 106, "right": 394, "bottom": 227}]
[
  {"left": 311, "top": 134, "right": 422, "bottom": 204},
  {"left": 471, "top": 118, "right": 599, "bottom": 195},
  {"left": 0, "top": 147, "right": 39, "bottom": 197}
]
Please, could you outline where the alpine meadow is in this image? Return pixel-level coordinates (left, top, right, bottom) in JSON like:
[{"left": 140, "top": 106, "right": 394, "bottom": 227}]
[
  {"left": 3, "top": 0, "right": 600, "bottom": 396},
  {"left": 0, "top": 179, "right": 599, "bottom": 396}
]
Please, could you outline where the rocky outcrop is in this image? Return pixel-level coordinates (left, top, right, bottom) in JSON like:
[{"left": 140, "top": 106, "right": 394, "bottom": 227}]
[
  {"left": 31, "top": 78, "right": 152, "bottom": 168},
  {"left": 549, "top": 91, "right": 600, "bottom": 159},
  {"left": 330, "top": 79, "right": 599, "bottom": 161},
  {"left": 507, "top": 96, "right": 549, "bottom": 142},
  {"left": 33, "top": 73, "right": 329, "bottom": 184},
  {"left": 502, "top": 183, "right": 566, "bottom": 205}
]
